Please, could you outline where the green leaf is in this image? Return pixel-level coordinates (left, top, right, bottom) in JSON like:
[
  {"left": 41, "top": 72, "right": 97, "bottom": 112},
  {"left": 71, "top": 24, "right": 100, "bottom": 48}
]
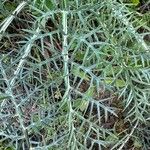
[
  {"left": 0, "top": 94, "right": 10, "bottom": 101},
  {"left": 0, "top": 15, "right": 4, "bottom": 19},
  {"left": 34, "top": 0, "right": 54, "bottom": 10},
  {"left": 134, "top": 138, "right": 142, "bottom": 148},
  {"left": 131, "top": 0, "right": 140, "bottom": 5},
  {"left": 45, "top": 0, "right": 54, "bottom": 9},
  {"left": 105, "top": 78, "right": 126, "bottom": 88},
  {"left": 47, "top": 71, "right": 63, "bottom": 85},
  {"left": 75, "top": 51, "right": 85, "bottom": 61},
  {"left": 106, "top": 133, "right": 119, "bottom": 143},
  {"left": 73, "top": 99, "right": 89, "bottom": 112},
  {"left": 72, "top": 67, "right": 90, "bottom": 81},
  {"left": 4, "top": 2, "right": 16, "bottom": 12},
  {"left": 105, "top": 66, "right": 121, "bottom": 76},
  {"left": 85, "top": 86, "right": 95, "bottom": 97}
]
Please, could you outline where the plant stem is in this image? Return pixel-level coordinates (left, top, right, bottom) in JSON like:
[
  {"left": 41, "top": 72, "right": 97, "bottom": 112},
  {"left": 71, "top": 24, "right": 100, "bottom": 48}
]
[
  {"left": 0, "top": 1, "right": 27, "bottom": 41},
  {"left": 62, "top": 10, "right": 75, "bottom": 147}
]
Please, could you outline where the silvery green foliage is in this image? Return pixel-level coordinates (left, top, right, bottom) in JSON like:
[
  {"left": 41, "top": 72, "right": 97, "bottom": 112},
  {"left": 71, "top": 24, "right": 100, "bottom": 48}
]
[{"left": 0, "top": 0, "right": 150, "bottom": 149}]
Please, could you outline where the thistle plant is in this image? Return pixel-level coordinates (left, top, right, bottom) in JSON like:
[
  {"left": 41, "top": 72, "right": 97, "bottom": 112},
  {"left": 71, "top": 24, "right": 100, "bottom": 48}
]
[{"left": 0, "top": 0, "right": 150, "bottom": 149}]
